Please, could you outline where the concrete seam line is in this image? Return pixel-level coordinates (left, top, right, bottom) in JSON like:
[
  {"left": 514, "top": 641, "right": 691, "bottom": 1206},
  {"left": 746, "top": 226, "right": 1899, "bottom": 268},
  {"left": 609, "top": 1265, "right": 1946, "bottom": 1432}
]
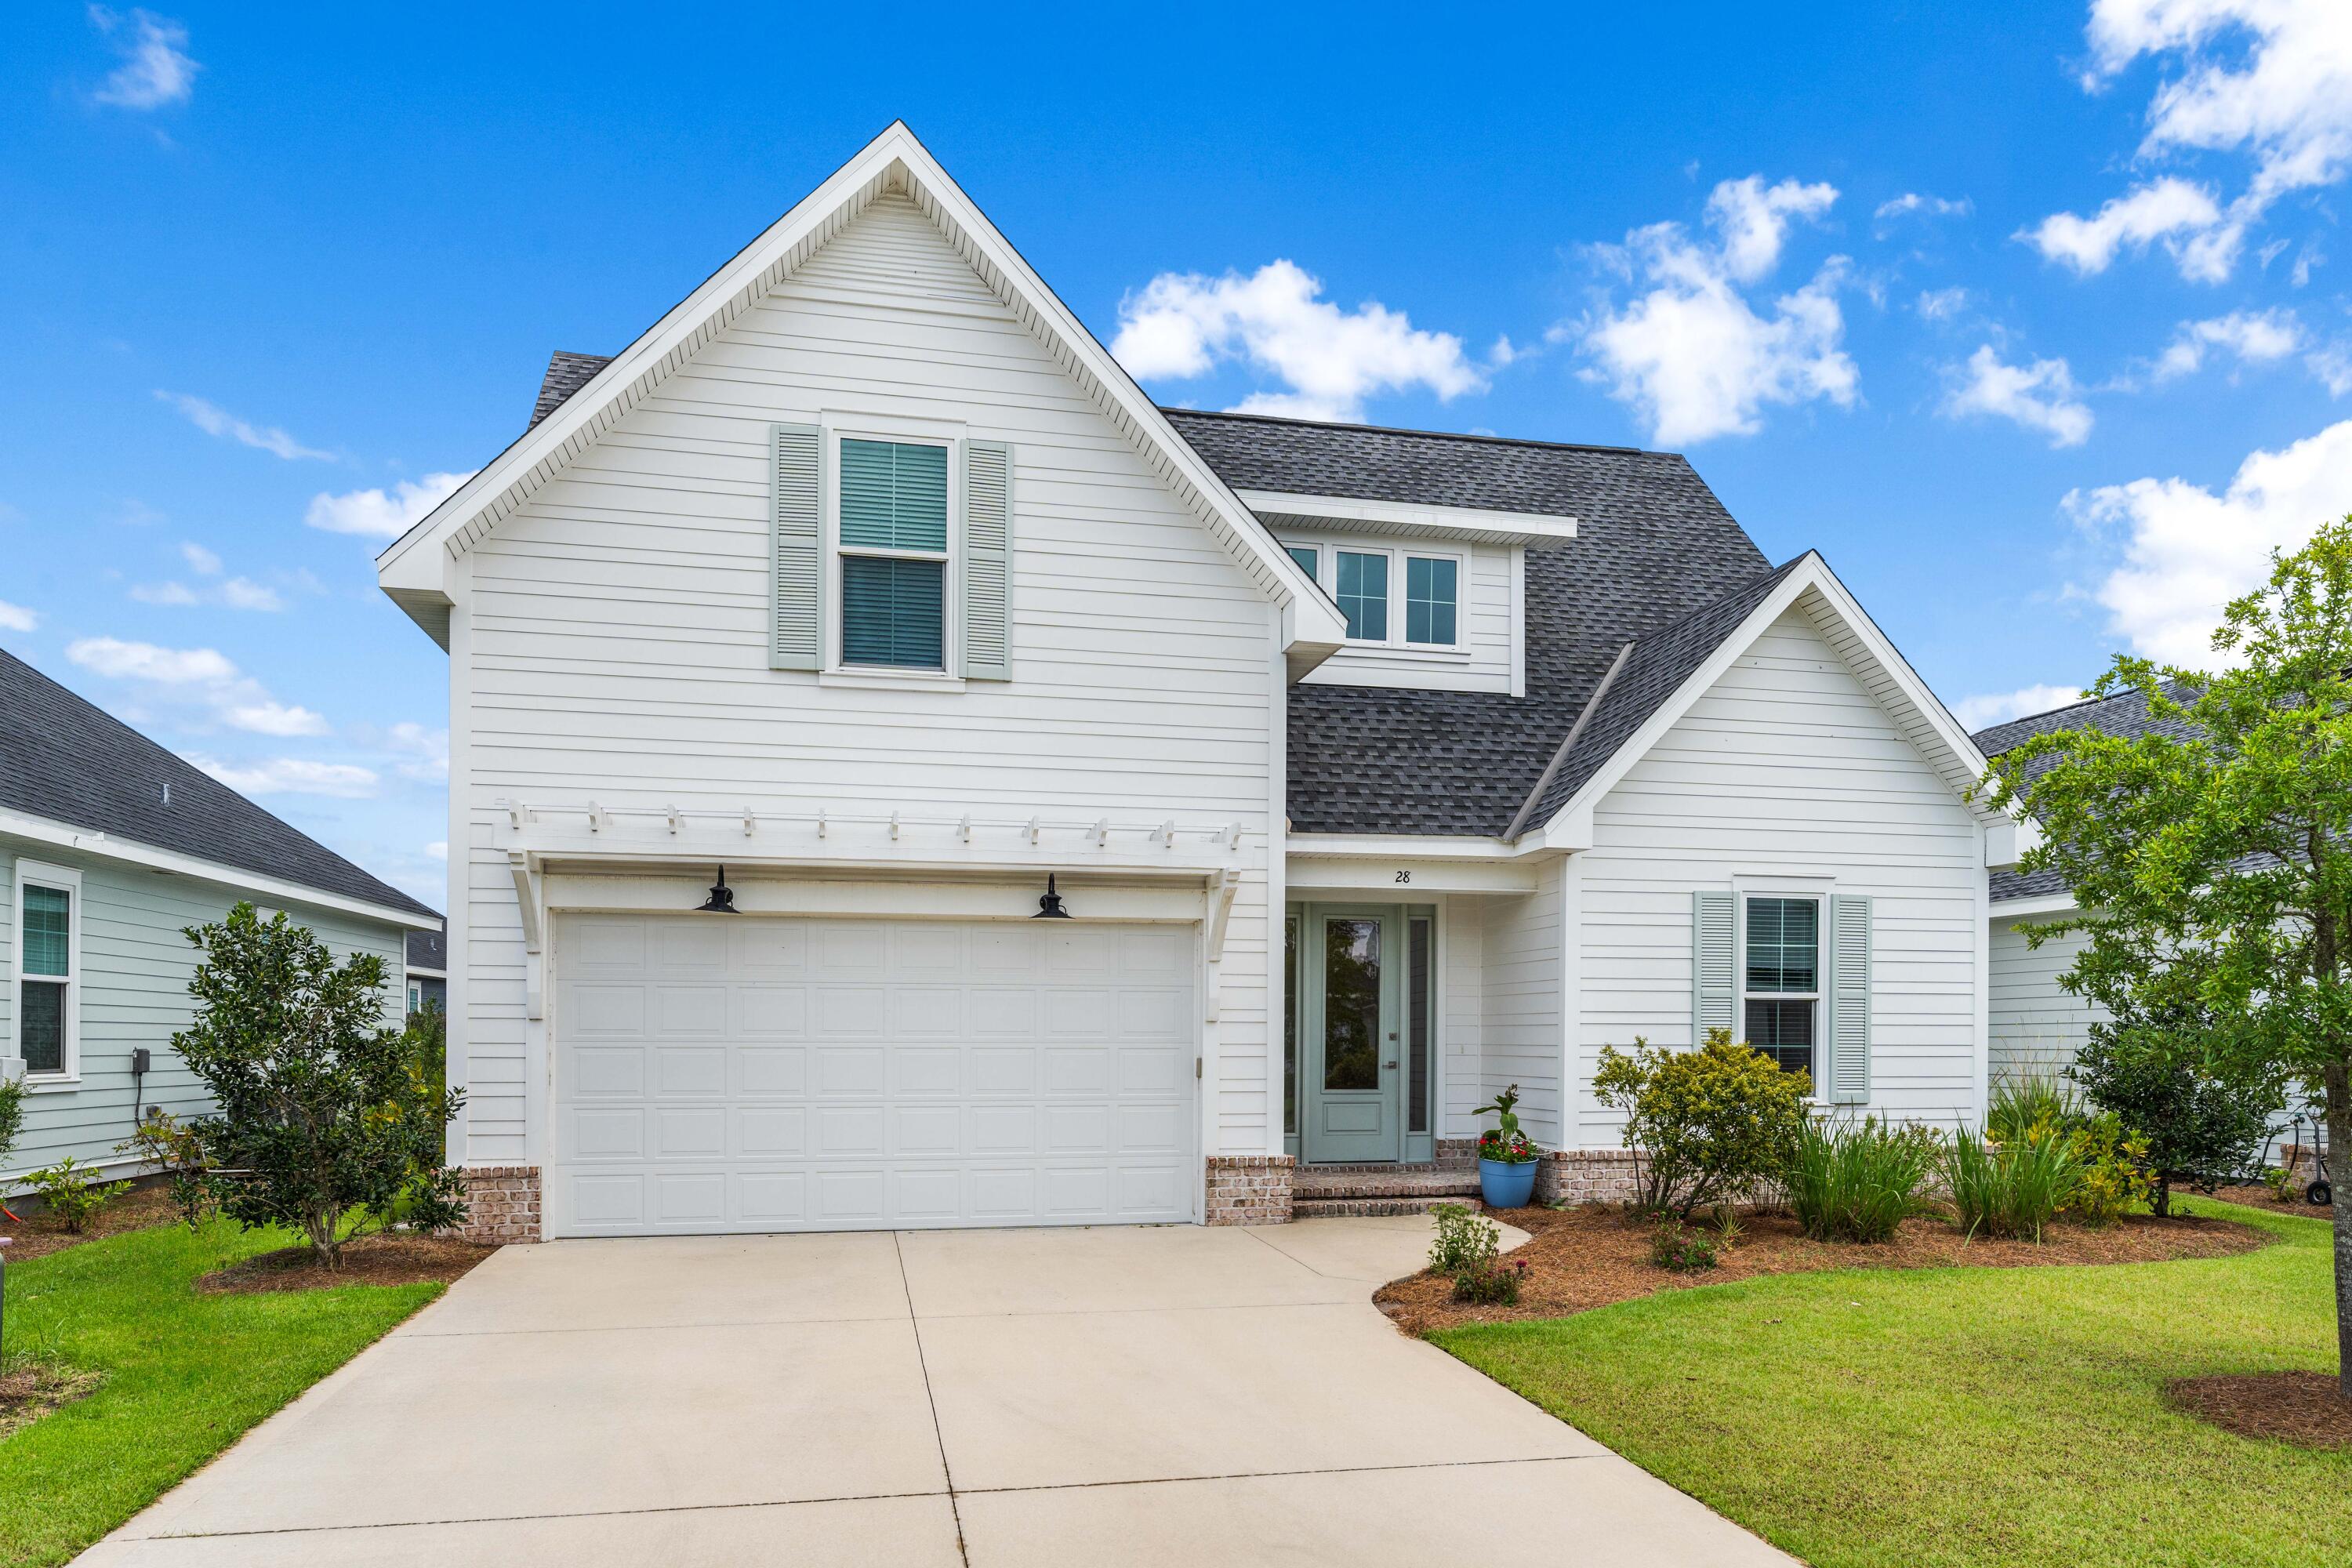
[{"left": 896, "top": 1229, "right": 972, "bottom": 1568}]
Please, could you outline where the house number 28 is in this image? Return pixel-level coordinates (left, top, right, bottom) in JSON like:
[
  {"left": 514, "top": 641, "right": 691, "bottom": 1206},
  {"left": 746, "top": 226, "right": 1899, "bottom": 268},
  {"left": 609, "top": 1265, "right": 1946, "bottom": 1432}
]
[{"left": 1394, "top": 870, "right": 1411, "bottom": 884}]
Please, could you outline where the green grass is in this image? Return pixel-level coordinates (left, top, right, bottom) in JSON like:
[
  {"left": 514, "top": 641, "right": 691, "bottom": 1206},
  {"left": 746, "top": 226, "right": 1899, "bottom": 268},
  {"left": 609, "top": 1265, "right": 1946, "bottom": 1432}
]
[
  {"left": 1435, "top": 1198, "right": 2350, "bottom": 1568},
  {"left": 0, "top": 1219, "right": 445, "bottom": 1568}
]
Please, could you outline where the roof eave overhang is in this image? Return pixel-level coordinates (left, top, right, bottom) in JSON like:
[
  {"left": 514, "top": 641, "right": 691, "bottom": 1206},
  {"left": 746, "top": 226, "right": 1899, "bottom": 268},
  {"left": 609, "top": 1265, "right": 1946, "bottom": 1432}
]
[{"left": 373, "top": 122, "right": 1345, "bottom": 672}]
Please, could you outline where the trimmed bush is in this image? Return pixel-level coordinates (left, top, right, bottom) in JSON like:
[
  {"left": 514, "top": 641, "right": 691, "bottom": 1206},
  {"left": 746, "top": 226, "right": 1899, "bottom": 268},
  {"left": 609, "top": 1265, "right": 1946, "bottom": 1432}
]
[
  {"left": 1787, "top": 1116, "right": 1940, "bottom": 1243},
  {"left": 1594, "top": 1030, "right": 1809, "bottom": 1218}
]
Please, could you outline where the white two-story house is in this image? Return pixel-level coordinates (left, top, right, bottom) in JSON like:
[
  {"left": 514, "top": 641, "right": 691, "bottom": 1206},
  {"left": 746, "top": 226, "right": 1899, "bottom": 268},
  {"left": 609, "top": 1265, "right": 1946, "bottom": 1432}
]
[{"left": 376, "top": 124, "right": 2025, "bottom": 1241}]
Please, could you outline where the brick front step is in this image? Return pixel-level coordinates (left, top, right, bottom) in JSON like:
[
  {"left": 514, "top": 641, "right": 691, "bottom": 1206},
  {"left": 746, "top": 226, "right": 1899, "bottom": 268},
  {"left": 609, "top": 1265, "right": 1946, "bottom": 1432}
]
[
  {"left": 1293, "top": 1195, "right": 1484, "bottom": 1219},
  {"left": 1294, "top": 1163, "right": 1483, "bottom": 1202}
]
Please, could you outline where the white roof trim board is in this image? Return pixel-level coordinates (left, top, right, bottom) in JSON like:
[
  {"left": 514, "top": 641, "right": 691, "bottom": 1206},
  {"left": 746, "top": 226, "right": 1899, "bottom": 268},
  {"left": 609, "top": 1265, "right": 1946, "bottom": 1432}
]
[
  {"left": 1523, "top": 554, "right": 2010, "bottom": 849},
  {"left": 376, "top": 122, "right": 1346, "bottom": 674},
  {"left": 1237, "top": 489, "right": 1580, "bottom": 547}
]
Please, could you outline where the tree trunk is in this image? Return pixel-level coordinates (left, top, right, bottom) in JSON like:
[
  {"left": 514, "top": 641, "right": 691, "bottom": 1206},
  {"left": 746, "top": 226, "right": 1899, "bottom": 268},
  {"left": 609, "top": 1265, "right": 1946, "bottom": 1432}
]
[{"left": 2328, "top": 1060, "right": 2352, "bottom": 1403}]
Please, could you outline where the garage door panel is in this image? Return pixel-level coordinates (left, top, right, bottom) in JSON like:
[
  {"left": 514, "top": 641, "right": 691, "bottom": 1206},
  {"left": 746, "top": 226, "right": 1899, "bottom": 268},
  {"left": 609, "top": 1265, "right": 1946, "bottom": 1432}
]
[{"left": 551, "top": 914, "right": 1196, "bottom": 1236}]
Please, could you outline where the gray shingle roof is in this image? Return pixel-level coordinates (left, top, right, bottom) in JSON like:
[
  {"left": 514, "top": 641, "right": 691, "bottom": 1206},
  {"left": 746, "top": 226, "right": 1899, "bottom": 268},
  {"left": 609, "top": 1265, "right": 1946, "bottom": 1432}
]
[
  {"left": 0, "top": 649, "right": 437, "bottom": 920},
  {"left": 405, "top": 923, "right": 446, "bottom": 971},
  {"left": 524, "top": 365, "right": 1780, "bottom": 838},
  {"left": 1973, "top": 682, "right": 2201, "bottom": 903}
]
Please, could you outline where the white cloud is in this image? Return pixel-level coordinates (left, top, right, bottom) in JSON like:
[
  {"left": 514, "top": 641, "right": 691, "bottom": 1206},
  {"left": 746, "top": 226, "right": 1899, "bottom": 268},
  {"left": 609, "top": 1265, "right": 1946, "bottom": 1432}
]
[
  {"left": 2310, "top": 342, "right": 2352, "bottom": 395},
  {"left": 1917, "top": 287, "right": 1971, "bottom": 321},
  {"left": 1109, "top": 260, "right": 1483, "bottom": 423},
  {"left": 1944, "top": 345, "right": 2095, "bottom": 447},
  {"left": 303, "top": 471, "right": 474, "bottom": 538},
  {"left": 426, "top": 840, "right": 448, "bottom": 862},
  {"left": 2152, "top": 307, "right": 2306, "bottom": 379},
  {"left": 1953, "top": 684, "right": 2089, "bottom": 731},
  {"left": 89, "top": 7, "right": 198, "bottom": 110},
  {"left": 128, "top": 581, "right": 198, "bottom": 607},
  {"left": 384, "top": 721, "right": 449, "bottom": 781},
  {"left": 2019, "top": 178, "right": 2229, "bottom": 279},
  {"left": 0, "top": 600, "right": 38, "bottom": 632},
  {"left": 129, "top": 573, "right": 283, "bottom": 612},
  {"left": 1568, "top": 176, "right": 1857, "bottom": 446},
  {"left": 188, "top": 756, "right": 377, "bottom": 799},
  {"left": 155, "top": 391, "right": 332, "bottom": 461},
  {"left": 216, "top": 577, "right": 282, "bottom": 611},
  {"left": 179, "top": 540, "right": 220, "bottom": 575},
  {"left": 66, "top": 636, "right": 325, "bottom": 734},
  {"left": 1875, "top": 192, "right": 1973, "bottom": 226},
  {"left": 2037, "top": 2, "right": 2352, "bottom": 281},
  {"left": 2070, "top": 416, "right": 2352, "bottom": 663}
]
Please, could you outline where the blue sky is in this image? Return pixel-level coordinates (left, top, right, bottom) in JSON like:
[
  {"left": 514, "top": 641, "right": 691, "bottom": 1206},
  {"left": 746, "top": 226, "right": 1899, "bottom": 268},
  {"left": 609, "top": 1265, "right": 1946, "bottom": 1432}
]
[{"left": 5, "top": 2, "right": 2351, "bottom": 909}]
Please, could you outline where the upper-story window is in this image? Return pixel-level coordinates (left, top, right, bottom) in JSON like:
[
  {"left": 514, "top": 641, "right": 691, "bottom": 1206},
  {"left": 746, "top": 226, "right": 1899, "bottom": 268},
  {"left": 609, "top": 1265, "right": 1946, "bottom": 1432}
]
[
  {"left": 837, "top": 438, "right": 950, "bottom": 671},
  {"left": 1289, "top": 541, "right": 1463, "bottom": 651}
]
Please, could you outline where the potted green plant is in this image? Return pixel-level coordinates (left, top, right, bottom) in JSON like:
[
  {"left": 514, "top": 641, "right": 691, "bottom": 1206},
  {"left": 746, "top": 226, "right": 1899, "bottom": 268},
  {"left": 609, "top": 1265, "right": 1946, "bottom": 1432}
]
[{"left": 1474, "top": 1083, "right": 1540, "bottom": 1208}]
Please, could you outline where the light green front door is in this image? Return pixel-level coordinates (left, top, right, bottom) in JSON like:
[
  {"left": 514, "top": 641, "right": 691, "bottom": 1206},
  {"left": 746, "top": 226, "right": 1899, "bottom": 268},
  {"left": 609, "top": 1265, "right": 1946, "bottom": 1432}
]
[{"left": 1302, "top": 906, "right": 1403, "bottom": 1164}]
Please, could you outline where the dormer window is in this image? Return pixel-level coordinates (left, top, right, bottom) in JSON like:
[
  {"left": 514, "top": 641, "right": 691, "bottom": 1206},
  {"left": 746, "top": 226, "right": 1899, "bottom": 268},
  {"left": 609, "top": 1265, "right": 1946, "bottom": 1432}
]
[{"left": 1288, "top": 542, "right": 1463, "bottom": 651}]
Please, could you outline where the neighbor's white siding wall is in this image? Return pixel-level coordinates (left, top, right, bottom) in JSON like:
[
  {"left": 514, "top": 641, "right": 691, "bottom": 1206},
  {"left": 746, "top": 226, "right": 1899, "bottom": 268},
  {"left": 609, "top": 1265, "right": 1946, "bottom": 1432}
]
[
  {"left": 1477, "top": 860, "right": 1566, "bottom": 1146},
  {"left": 1287, "top": 534, "right": 1518, "bottom": 695},
  {"left": 1988, "top": 911, "right": 2100, "bottom": 1084},
  {"left": 454, "top": 192, "right": 1281, "bottom": 1167},
  {"left": 1, "top": 842, "right": 406, "bottom": 1181},
  {"left": 1572, "top": 605, "right": 1985, "bottom": 1144}
]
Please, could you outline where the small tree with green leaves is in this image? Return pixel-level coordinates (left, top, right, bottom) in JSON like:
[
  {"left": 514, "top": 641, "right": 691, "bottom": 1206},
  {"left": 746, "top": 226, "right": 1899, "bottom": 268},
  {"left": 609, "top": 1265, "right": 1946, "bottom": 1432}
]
[
  {"left": 172, "top": 903, "right": 466, "bottom": 1265},
  {"left": 2068, "top": 999, "right": 2281, "bottom": 1216},
  {"left": 1594, "top": 1030, "right": 1809, "bottom": 1217},
  {"left": 1986, "top": 517, "right": 2352, "bottom": 1399},
  {"left": 0, "top": 1074, "right": 24, "bottom": 1178}
]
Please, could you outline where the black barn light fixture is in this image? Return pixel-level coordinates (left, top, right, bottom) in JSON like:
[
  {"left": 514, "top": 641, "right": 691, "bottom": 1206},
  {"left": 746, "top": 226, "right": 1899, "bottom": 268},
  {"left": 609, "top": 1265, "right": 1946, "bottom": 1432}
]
[
  {"left": 697, "top": 866, "right": 739, "bottom": 913},
  {"left": 1033, "top": 874, "right": 1072, "bottom": 919}
]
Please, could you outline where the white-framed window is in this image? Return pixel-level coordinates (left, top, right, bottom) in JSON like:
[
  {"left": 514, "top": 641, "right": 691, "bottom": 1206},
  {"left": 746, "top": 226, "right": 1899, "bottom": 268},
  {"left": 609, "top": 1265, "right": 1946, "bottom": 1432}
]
[
  {"left": 829, "top": 430, "right": 956, "bottom": 674},
  {"left": 11, "top": 859, "right": 82, "bottom": 1083},
  {"left": 407, "top": 981, "right": 423, "bottom": 1014},
  {"left": 1741, "top": 893, "right": 1820, "bottom": 1080},
  {"left": 1282, "top": 541, "right": 1465, "bottom": 651}
]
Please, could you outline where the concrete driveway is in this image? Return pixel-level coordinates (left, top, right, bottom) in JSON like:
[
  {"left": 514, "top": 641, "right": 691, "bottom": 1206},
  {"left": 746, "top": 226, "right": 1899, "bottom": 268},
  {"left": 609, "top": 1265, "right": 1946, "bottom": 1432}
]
[{"left": 81, "top": 1218, "right": 1789, "bottom": 1566}]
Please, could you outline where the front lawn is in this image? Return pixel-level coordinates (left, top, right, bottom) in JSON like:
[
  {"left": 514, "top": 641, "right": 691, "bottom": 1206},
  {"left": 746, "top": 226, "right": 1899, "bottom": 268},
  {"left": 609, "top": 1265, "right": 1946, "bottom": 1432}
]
[
  {"left": 0, "top": 1218, "right": 448, "bottom": 1568},
  {"left": 1436, "top": 1197, "right": 2350, "bottom": 1568}
]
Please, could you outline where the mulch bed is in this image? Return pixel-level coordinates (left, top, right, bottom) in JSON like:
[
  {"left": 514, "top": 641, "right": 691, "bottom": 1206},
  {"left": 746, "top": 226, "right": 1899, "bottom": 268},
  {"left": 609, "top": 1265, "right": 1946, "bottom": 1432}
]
[
  {"left": 2201, "top": 1183, "right": 2336, "bottom": 1221},
  {"left": 2166, "top": 1372, "right": 2352, "bottom": 1449},
  {"left": 0, "top": 1363, "right": 103, "bottom": 1439},
  {"left": 0, "top": 1178, "right": 182, "bottom": 1263},
  {"left": 194, "top": 1232, "right": 494, "bottom": 1295},
  {"left": 1377, "top": 1203, "right": 2273, "bottom": 1334}
]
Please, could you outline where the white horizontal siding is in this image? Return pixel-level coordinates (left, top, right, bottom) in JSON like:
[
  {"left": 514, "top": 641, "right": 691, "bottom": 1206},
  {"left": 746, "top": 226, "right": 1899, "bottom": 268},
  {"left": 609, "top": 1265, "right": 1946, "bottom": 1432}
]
[
  {"left": 1989, "top": 913, "right": 2100, "bottom": 1084},
  {"left": 1287, "top": 534, "right": 1516, "bottom": 694},
  {"left": 2, "top": 844, "right": 405, "bottom": 1181},
  {"left": 1478, "top": 859, "right": 1566, "bottom": 1145},
  {"left": 1573, "top": 606, "right": 1984, "bottom": 1143},
  {"left": 456, "top": 192, "right": 1279, "bottom": 1165},
  {"left": 1439, "top": 894, "right": 1486, "bottom": 1137}
]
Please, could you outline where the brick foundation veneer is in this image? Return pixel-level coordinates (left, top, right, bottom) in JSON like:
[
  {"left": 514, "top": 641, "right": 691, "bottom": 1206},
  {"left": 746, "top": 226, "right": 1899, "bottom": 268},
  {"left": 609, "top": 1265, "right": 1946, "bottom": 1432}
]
[
  {"left": 1536, "top": 1149, "right": 1642, "bottom": 1207},
  {"left": 1203, "top": 1155, "right": 1295, "bottom": 1225},
  {"left": 459, "top": 1165, "right": 543, "bottom": 1245}
]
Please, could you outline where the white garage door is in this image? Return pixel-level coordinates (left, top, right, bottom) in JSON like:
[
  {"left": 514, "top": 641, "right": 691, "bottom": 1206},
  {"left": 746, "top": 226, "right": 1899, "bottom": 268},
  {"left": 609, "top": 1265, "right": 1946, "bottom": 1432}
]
[{"left": 549, "top": 913, "right": 1198, "bottom": 1236}]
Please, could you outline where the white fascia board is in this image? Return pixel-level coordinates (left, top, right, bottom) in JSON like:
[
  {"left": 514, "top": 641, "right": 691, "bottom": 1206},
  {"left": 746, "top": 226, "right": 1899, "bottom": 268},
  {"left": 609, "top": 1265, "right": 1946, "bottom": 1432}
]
[
  {"left": 374, "top": 122, "right": 1346, "bottom": 662},
  {"left": 1526, "top": 554, "right": 2009, "bottom": 850},
  {"left": 1991, "top": 892, "right": 2078, "bottom": 921},
  {"left": 0, "top": 808, "right": 438, "bottom": 931},
  {"left": 1242, "top": 490, "right": 1578, "bottom": 548},
  {"left": 404, "top": 966, "right": 448, "bottom": 979},
  {"left": 1285, "top": 832, "right": 1538, "bottom": 860}
]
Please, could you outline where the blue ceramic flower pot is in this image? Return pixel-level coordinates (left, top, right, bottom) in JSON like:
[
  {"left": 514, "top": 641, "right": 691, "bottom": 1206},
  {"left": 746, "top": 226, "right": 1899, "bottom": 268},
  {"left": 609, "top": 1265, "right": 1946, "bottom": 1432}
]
[{"left": 1479, "top": 1156, "right": 1537, "bottom": 1209}]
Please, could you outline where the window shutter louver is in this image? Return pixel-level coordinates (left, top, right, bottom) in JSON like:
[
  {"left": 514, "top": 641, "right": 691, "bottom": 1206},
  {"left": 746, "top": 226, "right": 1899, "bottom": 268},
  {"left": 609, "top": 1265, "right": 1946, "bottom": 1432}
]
[
  {"left": 769, "top": 423, "right": 822, "bottom": 670},
  {"left": 1692, "top": 891, "right": 1735, "bottom": 1044},
  {"left": 1828, "top": 895, "right": 1873, "bottom": 1103},
  {"left": 961, "top": 441, "right": 1012, "bottom": 681}
]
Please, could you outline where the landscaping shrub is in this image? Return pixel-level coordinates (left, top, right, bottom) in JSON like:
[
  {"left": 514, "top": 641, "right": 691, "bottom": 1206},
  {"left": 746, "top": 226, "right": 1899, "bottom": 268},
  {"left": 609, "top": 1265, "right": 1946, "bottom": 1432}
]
[
  {"left": 172, "top": 904, "right": 467, "bottom": 1265},
  {"left": 24, "top": 1158, "right": 129, "bottom": 1234},
  {"left": 1450, "top": 1256, "right": 1527, "bottom": 1305},
  {"left": 1945, "top": 1122, "right": 2084, "bottom": 1241},
  {"left": 1427, "top": 1202, "right": 1523, "bottom": 1304},
  {"left": 1594, "top": 1029, "right": 1809, "bottom": 1218},
  {"left": 1987, "top": 1073, "right": 2089, "bottom": 1144},
  {"left": 2068, "top": 1004, "right": 2281, "bottom": 1215},
  {"left": 117, "top": 1109, "right": 212, "bottom": 1223},
  {"left": 0, "top": 1074, "right": 23, "bottom": 1174},
  {"left": 1787, "top": 1116, "right": 1940, "bottom": 1243},
  {"left": 1649, "top": 1217, "right": 1719, "bottom": 1272}
]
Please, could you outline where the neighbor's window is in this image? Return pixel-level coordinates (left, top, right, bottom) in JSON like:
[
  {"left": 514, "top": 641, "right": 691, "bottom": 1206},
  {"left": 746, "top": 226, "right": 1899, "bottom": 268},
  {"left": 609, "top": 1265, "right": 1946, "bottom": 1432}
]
[
  {"left": 838, "top": 437, "right": 949, "bottom": 670},
  {"left": 1404, "top": 556, "right": 1457, "bottom": 646},
  {"left": 1336, "top": 550, "right": 1388, "bottom": 641},
  {"left": 16, "top": 874, "right": 75, "bottom": 1077},
  {"left": 1744, "top": 896, "right": 1818, "bottom": 1078},
  {"left": 1283, "top": 544, "right": 1320, "bottom": 584}
]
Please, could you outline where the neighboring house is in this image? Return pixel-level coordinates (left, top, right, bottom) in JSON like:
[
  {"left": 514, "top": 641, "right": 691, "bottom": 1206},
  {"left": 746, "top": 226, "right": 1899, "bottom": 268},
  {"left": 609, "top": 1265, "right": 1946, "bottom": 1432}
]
[
  {"left": 1974, "top": 684, "right": 2197, "bottom": 1085},
  {"left": 0, "top": 649, "right": 439, "bottom": 1185},
  {"left": 406, "top": 922, "right": 447, "bottom": 1016},
  {"left": 376, "top": 123, "right": 2028, "bottom": 1243}
]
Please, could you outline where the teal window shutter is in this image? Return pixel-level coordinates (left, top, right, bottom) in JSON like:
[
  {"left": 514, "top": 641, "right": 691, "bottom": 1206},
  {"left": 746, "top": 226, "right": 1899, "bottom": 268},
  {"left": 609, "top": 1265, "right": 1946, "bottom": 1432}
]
[
  {"left": 1692, "top": 891, "right": 1735, "bottom": 1044},
  {"left": 961, "top": 441, "right": 1012, "bottom": 680},
  {"left": 768, "top": 423, "right": 822, "bottom": 670},
  {"left": 1828, "top": 895, "right": 1873, "bottom": 1103}
]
